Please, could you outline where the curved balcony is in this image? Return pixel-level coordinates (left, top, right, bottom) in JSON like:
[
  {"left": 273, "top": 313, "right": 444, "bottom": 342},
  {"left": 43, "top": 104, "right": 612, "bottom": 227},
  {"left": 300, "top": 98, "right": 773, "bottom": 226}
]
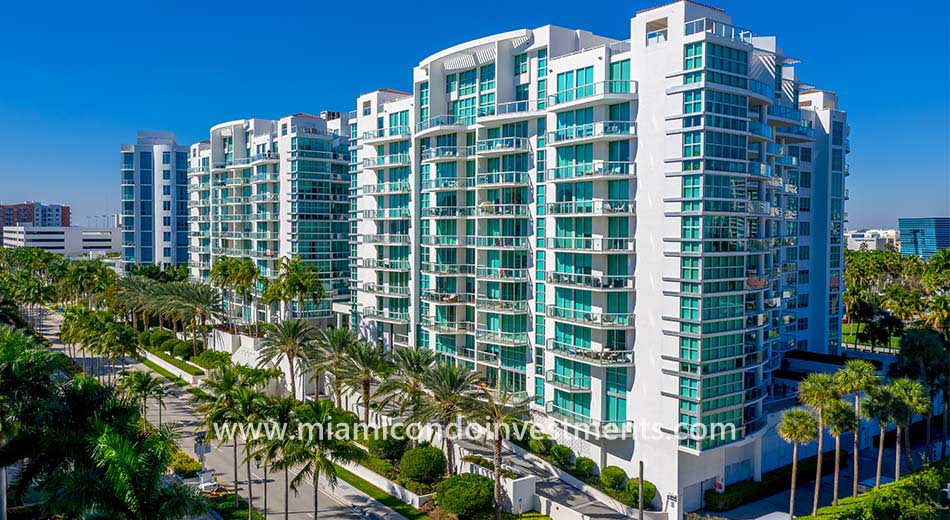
[
  {"left": 547, "top": 81, "right": 638, "bottom": 110},
  {"left": 475, "top": 298, "right": 530, "bottom": 314},
  {"left": 548, "top": 121, "right": 636, "bottom": 145},
  {"left": 420, "top": 206, "right": 475, "bottom": 218},
  {"left": 421, "top": 291, "right": 474, "bottom": 305},
  {"left": 476, "top": 171, "right": 530, "bottom": 187},
  {"left": 475, "top": 267, "right": 530, "bottom": 281},
  {"left": 251, "top": 172, "right": 280, "bottom": 183},
  {"left": 545, "top": 271, "right": 635, "bottom": 290},
  {"left": 545, "top": 370, "right": 591, "bottom": 392},
  {"left": 421, "top": 262, "right": 474, "bottom": 275},
  {"left": 544, "top": 237, "right": 636, "bottom": 253},
  {"left": 421, "top": 146, "right": 474, "bottom": 162},
  {"left": 362, "top": 126, "right": 411, "bottom": 145},
  {"left": 363, "top": 154, "right": 410, "bottom": 169},
  {"left": 473, "top": 236, "right": 531, "bottom": 249},
  {"left": 776, "top": 124, "right": 816, "bottom": 142},
  {"left": 767, "top": 104, "right": 801, "bottom": 127},
  {"left": 546, "top": 339, "right": 634, "bottom": 367},
  {"left": 548, "top": 161, "right": 636, "bottom": 183},
  {"left": 546, "top": 199, "right": 635, "bottom": 217},
  {"left": 475, "top": 137, "right": 531, "bottom": 156},
  {"left": 416, "top": 115, "right": 474, "bottom": 136},
  {"left": 475, "top": 329, "right": 529, "bottom": 346},
  {"left": 286, "top": 150, "right": 348, "bottom": 163},
  {"left": 251, "top": 192, "right": 279, "bottom": 203},
  {"left": 475, "top": 203, "right": 531, "bottom": 217},
  {"left": 546, "top": 305, "right": 634, "bottom": 328},
  {"left": 476, "top": 100, "right": 545, "bottom": 122},
  {"left": 420, "top": 177, "right": 474, "bottom": 191},
  {"left": 362, "top": 181, "right": 411, "bottom": 195},
  {"left": 362, "top": 282, "right": 410, "bottom": 298},
  {"left": 362, "top": 307, "right": 409, "bottom": 325},
  {"left": 420, "top": 318, "right": 475, "bottom": 334}
]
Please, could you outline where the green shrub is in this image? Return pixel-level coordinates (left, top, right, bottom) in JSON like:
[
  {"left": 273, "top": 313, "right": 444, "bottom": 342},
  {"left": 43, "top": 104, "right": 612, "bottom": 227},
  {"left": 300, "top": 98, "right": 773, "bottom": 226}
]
[
  {"left": 600, "top": 466, "right": 627, "bottom": 491},
  {"left": 460, "top": 454, "right": 519, "bottom": 479},
  {"left": 160, "top": 338, "right": 179, "bottom": 354},
  {"left": 367, "top": 426, "right": 409, "bottom": 464},
  {"left": 147, "top": 349, "right": 205, "bottom": 376},
  {"left": 138, "top": 329, "right": 153, "bottom": 348},
  {"left": 399, "top": 446, "right": 446, "bottom": 485},
  {"left": 549, "top": 444, "right": 573, "bottom": 467},
  {"left": 173, "top": 340, "right": 196, "bottom": 360},
  {"left": 705, "top": 450, "right": 839, "bottom": 512},
  {"left": 149, "top": 329, "right": 174, "bottom": 349},
  {"left": 170, "top": 450, "right": 201, "bottom": 478},
  {"left": 363, "top": 456, "right": 398, "bottom": 481},
  {"left": 626, "top": 478, "right": 657, "bottom": 509},
  {"left": 528, "top": 434, "right": 553, "bottom": 456},
  {"left": 506, "top": 417, "right": 528, "bottom": 443},
  {"left": 397, "top": 476, "right": 436, "bottom": 495},
  {"left": 436, "top": 473, "right": 494, "bottom": 519},
  {"left": 192, "top": 350, "right": 232, "bottom": 369},
  {"left": 573, "top": 457, "right": 595, "bottom": 478}
]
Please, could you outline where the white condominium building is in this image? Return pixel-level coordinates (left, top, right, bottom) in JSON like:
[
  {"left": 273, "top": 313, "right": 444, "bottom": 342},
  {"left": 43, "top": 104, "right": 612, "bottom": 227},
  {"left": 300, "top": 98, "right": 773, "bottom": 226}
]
[
  {"left": 348, "top": 0, "right": 848, "bottom": 516},
  {"left": 2, "top": 225, "right": 121, "bottom": 258},
  {"left": 188, "top": 112, "right": 350, "bottom": 326}
]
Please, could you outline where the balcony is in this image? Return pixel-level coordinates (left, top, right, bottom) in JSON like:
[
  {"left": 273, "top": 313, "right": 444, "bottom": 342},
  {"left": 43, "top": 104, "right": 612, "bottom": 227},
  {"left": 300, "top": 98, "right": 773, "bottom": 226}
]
[
  {"left": 776, "top": 124, "right": 816, "bottom": 141},
  {"left": 546, "top": 306, "right": 633, "bottom": 328},
  {"left": 545, "top": 370, "right": 591, "bottom": 392},
  {"left": 421, "top": 291, "right": 474, "bottom": 305},
  {"left": 545, "top": 271, "right": 635, "bottom": 290},
  {"left": 477, "top": 99, "right": 545, "bottom": 121},
  {"left": 548, "top": 121, "right": 636, "bottom": 145},
  {"left": 421, "top": 146, "right": 474, "bottom": 162},
  {"left": 187, "top": 165, "right": 210, "bottom": 174},
  {"left": 416, "top": 115, "right": 473, "bottom": 134},
  {"left": 767, "top": 104, "right": 802, "bottom": 125},
  {"left": 420, "top": 177, "right": 474, "bottom": 191},
  {"left": 286, "top": 150, "right": 347, "bottom": 162},
  {"left": 421, "top": 206, "right": 475, "bottom": 218},
  {"left": 421, "top": 262, "right": 474, "bottom": 275},
  {"left": 748, "top": 121, "right": 773, "bottom": 140},
  {"left": 475, "top": 267, "right": 529, "bottom": 281},
  {"left": 548, "top": 161, "right": 636, "bottom": 183},
  {"left": 546, "top": 199, "right": 635, "bottom": 217},
  {"left": 231, "top": 152, "right": 280, "bottom": 166},
  {"left": 684, "top": 18, "right": 753, "bottom": 44},
  {"left": 475, "top": 171, "right": 530, "bottom": 187},
  {"left": 359, "top": 258, "right": 410, "bottom": 271},
  {"left": 251, "top": 192, "right": 279, "bottom": 203},
  {"left": 475, "top": 298, "right": 529, "bottom": 313},
  {"left": 362, "top": 181, "right": 411, "bottom": 195},
  {"left": 544, "top": 237, "right": 636, "bottom": 253},
  {"left": 475, "top": 137, "right": 530, "bottom": 156},
  {"left": 475, "top": 329, "right": 529, "bottom": 346},
  {"left": 775, "top": 155, "right": 799, "bottom": 168},
  {"left": 547, "top": 81, "right": 638, "bottom": 109},
  {"left": 544, "top": 402, "right": 634, "bottom": 438},
  {"left": 362, "top": 126, "right": 411, "bottom": 144},
  {"left": 362, "top": 208, "right": 411, "bottom": 220},
  {"left": 362, "top": 307, "right": 410, "bottom": 324},
  {"left": 473, "top": 236, "right": 531, "bottom": 249},
  {"left": 470, "top": 383, "right": 529, "bottom": 401},
  {"left": 420, "top": 318, "right": 474, "bottom": 334},
  {"left": 362, "top": 283, "right": 410, "bottom": 298},
  {"left": 475, "top": 203, "right": 530, "bottom": 217},
  {"left": 363, "top": 154, "right": 410, "bottom": 169},
  {"left": 546, "top": 339, "right": 634, "bottom": 367},
  {"left": 420, "top": 235, "right": 468, "bottom": 246},
  {"left": 251, "top": 172, "right": 280, "bottom": 183},
  {"left": 362, "top": 234, "right": 410, "bottom": 245}
]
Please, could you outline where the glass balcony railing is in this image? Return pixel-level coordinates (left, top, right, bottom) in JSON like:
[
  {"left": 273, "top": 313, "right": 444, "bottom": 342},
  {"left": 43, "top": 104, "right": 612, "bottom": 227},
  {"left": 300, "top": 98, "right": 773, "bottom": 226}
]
[
  {"left": 475, "top": 329, "right": 529, "bottom": 346},
  {"left": 421, "top": 262, "right": 474, "bottom": 275},
  {"left": 777, "top": 124, "right": 816, "bottom": 139},
  {"left": 475, "top": 267, "right": 529, "bottom": 280},
  {"left": 476, "top": 137, "right": 530, "bottom": 153},
  {"left": 363, "top": 154, "right": 410, "bottom": 168},
  {"left": 746, "top": 79, "right": 775, "bottom": 100},
  {"left": 545, "top": 271, "right": 635, "bottom": 290},
  {"left": 362, "top": 181, "right": 410, "bottom": 195},
  {"left": 421, "top": 146, "right": 474, "bottom": 161},
  {"left": 473, "top": 236, "right": 531, "bottom": 249},
  {"left": 545, "top": 370, "right": 592, "bottom": 391},
  {"left": 546, "top": 305, "right": 634, "bottom": 327},
  {"left": 544, "top": 237, "right": 636, "bottom": 252},
  {"left": 362, "top": 283, "right": 410, "bottom": 297},
  {"left": 362, "top": 307, "right": 409, "bottom": 323},
  {"left": 416, "top": 115, "right": 474, "bottom": 132},
  {"left": 477, "top": 99, "right": 545, "bottom": 117},
  {"left": 476, "top": 171, "right": 530, "bottom": 186},
  {"left": 748, "top": 121, "right": 773, "bottom": 139},
  {"left": 359, "top": 258, "right": 410, "bottom": 270},
  {"left": 548, "top": 161, "right": 636, "bottom": 181},
  {"left": 362, "top": 234, "right": 410, "bottom": 245},
  {"left": 546, "top": 339, "right": 634, "bottom": 366},
  {"left": 475, "top": 203, "right": 530, "bottom": 217},
  {"left": 421, "top": 291, "right": 474, "bottom": 304},
  {"left": 420, "top": 177, "right": 475, "bottom": 190},
  {"left": 475, "top": 298, "right": 530, "bottom": 313},
  {"left": 546, "top": 199, "right": 635, "bottom": 216},
  {"left": 767, "top": 104, "right": 802, "bottom": 122},
  {"left": 548, "top": 81, "right": 638, "bottom": 106},
  {"left": 548, "top": 121, "right": 636, "bottom": 143},
  {"left": 421, "top": 206, "right": 475, "bottom": 218},
  {"left": 362, "top": 208, "right": 411, "bottom": 219},
  {"left": 544, "top": 402, "right": 635, "bottom": 437},
  {"left": 362, "top": 126, "right": 411, "bottom": 141},
  {"left": 420, "top": 318, "right": 475, "bottom": 334},
  {"left": 684, "top": 18, "right": 753, "bottom": 44}
]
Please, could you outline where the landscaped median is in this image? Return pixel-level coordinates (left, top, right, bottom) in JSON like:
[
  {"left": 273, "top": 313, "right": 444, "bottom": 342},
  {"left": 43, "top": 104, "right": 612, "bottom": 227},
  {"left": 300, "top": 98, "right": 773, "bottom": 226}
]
[{"left": 137, "top": 327, "right": 206, "bottom": 384}]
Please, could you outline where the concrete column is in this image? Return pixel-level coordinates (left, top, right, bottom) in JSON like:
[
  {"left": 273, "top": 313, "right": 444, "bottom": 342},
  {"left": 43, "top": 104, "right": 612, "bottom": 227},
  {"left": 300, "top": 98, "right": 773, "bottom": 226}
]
[{"left": 753, "top": 436, "right": 763, "bottom": 481}]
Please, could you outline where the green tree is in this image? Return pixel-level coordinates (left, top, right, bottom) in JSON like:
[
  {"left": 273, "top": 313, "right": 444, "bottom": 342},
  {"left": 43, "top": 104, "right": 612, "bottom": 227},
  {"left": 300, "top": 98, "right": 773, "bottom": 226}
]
[
  {"left": 861, "top": 387, "right": 896, "bottom": 488},
  {"left": 888, "top": 378, "right": 930, "bottom": 478},
  {"left": 777, "top": 408, "right": 818, "bottom": 520},
  {"left": 414, "top": 363, "right": 480, "bottom": 476},
  {"left": 262, "top": 256, "right": 325, "bottom": 321},
  {"left": 308, "top": 327, "right": 360, "bottom": 408},
  {"left": 797, "top": 372, "right": 840, "bottom": 516},
  {"left": 339, "top": 341, "right": 390, "bottom": 424},
  {"left": 192, "top": 365, "right": 246, "bottom": 508},
  {"left": 250, "top": 396, "right": 298, "bottom": 520},
  {"left": 890, "top": 327, "right": 946, "bottom": 457},
  {"left": 258, "top": 320, "right": 314, "bottom": 400},
  {"left": 377, "top": 346, "right": 438, "bottom": 431},
  {"left": 471, "top": 388, "right": 531, "bottom": 520},
  {"left": 834, "top": 359, "right": 878, "bottom": 497},
  {"left": 118, "top": 371, "right": 162, "bottom": 417},
  {"left": 825, "top": 400, "right": 857, "bottom": 506}
]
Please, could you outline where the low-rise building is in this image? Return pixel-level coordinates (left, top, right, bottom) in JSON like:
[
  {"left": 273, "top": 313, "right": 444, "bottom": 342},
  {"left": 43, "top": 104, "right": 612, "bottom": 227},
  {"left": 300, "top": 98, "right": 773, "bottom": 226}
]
[
  {"left": 845, "top": 228, "right": 899, "bottom": 251},
  {"left": 2, "top": 225, "right": 121, "bottom": 258}
]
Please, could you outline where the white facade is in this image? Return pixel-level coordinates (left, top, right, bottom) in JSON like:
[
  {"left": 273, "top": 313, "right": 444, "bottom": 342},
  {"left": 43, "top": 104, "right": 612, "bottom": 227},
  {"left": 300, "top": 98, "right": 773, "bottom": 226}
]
[
  {"left": 2, "top": 225, "right": 120, "bottom": 258},
  {"left": 349, "top": 1, "right": 850, "bottom": 517},
  {"left": 120, "top": 131, "right": 190, "bottom": 270},
  {"left": 845, "top": 228, "right": 898, "bottom": 251},
  {"left": 188, "top": 113, "right": 350, "bottom": 326}
]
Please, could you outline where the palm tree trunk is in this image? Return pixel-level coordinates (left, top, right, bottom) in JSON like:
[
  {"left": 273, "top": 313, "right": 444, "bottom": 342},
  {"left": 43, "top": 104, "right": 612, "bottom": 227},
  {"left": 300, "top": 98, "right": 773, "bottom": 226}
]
[
  {"left": 852, "top": 395, "right": 860, "bottom": 497},
  {"left": 362, "top": 381, "right": 371, "bottom": 425},
  {"left": 246, "top": 452, "right": 254, "bottom": 520},
  {"left": 895, "top": 426, "right": 902, "bottom": 480},
  {"left": 444, "top": 421, "right": 456, "bottom": 477},
  {"left": 903, "top": 426, "right": 913, "bottom": 472},
  {"left": 288, "top": 357, "right": 297, "bottom": 401},
  {"left": 942, "top": 392, "right": 949, "bottom": 460},
  {"left": 875, "top": 425, "right": 885, "bottom": 487},
  {"left": 832, "top": 437, "right": 841, "bottom": 506},
  {"left": 493, "top": 425, "right": 503, "bottom": 520},
  {"left": 789, "top": 442, "right": 798, "bottom": 520},
  {"left": 313, "top": 469, "right": 320, "bottom": 519},
  {"left": 233, "top": 442, "right": 240, "bottom": 508},
  {"left": 284, "top": 468, "right": 289, "bottom": 520},
  {"left": 812, "top": 416, "right": 823, "bottom": 516}
]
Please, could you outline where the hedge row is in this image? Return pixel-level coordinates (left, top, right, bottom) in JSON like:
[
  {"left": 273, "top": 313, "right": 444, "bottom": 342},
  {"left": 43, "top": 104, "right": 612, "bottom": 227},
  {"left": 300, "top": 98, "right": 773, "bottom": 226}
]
[
  {"left": 147, "top": 348, "right": 204, "bottom": 376},
  {"left": 704, "top": 450, "right": 840, "bottom": 512}
]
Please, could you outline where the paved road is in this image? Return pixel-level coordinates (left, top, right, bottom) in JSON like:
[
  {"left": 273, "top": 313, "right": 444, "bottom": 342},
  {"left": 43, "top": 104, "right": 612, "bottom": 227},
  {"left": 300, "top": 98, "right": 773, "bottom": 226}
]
[{"left": 35, "top": 309, "right": 394, "bottom": 520}]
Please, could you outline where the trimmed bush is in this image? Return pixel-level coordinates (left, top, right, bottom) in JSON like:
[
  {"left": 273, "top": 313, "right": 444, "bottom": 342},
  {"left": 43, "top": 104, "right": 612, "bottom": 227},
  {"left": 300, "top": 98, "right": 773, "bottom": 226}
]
[
  {"left": 506, "top": 417, "right": 528, "bottom": 443},
  {"left": 192, "top": 350, "right": 232, "bottom": 369},
  {"left": 367, "top": 426, "right": 409, "bottom": 464},
  {"left": 460, "top": 454, "right": 519, "bottom": 479},
  {"left": 549, "top": 444, "right": 573, "bottom": 467},
  {"left": 436, "top": 473, "right": 494, "bottom": 519},
  {"left": 170, "top": 450, "right": 201, "bottom": 478},
  {"left": 173, "top": 340, "right": 196, "bottom": 360},
  {"left": 399, "top": 446, "right": 446, "bottom": 485},
  {"left": 149, "top": 329, "right": 174, "bottom": 350},
  {"left": 705, "top": 450, "right": 839, "bottom": 512},
  {"left": 160, "top": 338, "right": 180, "bottom": 354},
  {"left": 600, "top": 466, "right": 627, "bottom": 491},
  {"left": 626, "top": 478, "right": 657, "bottom": 509},
  {"left": 528, "top": 434, "right": 553, "bottom": 456},
  {"left": 573, "top": 457, "right": 595, "bottom": 479}
]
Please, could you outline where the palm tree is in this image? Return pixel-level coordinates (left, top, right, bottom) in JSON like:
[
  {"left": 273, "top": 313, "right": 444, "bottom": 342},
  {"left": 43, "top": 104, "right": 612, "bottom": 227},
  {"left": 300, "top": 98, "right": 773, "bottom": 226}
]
[
  {"left": 258, "top": 320, "right": 314, "bottom": 400},
  {"left": 114, "top": 275, "right": 154, "bottom": 332},
  {"left": 825, "top": 400, "right": 857, "bottom": 507},
  {"left": 263, "top": 257, "right": 325, "bottom": 321},
  {"left": 152, "top": 282, "right": 224, "bottom": 357},
  {"left": 232, "top": 388, "right": 266, "bottom": 520},
  {"left": 889, "top": 377, "right": 930, "bottom": 478},
  {"left": 192, "top": 365, "right": 245, "bottom": 508},
  {"left": 210, "top": 257, "right": 236, "bottom": 323},
  {"left": 308, "top": 327, "right": 360, "bottom": 408},
  {"left": 277, "top": 400, "right": 364, "bottom": 519},
  {"left": 377, "top": 346, "right": 438, "bottom": 426},
  {"left": 251, "top": 396, "right": 298, "bottom": 520},
  {"left": 923, "top": 294, "right": 950, "bottom": 340},
  {"left": 118, "top": 371, "right": 162, "bottom": 417},
  {"left": 861, "top": 388, "right": 896, "bottom": 488},
  {"left": 472, "top": 388, "right": 531, "bottom": 520},
  {"left": 231, "top": 258, "right": 260, "bottom": 328},
  {"left": 413, "top": 363, "right": 481, "bottom": 476},
  {"left": 777, "top": 408, "right": 818, "bottom": 520},
  {"left": 891, "top": 327, "right": 946, "bottom": 457},
  {"left": 797, "top": 372, "right": 840, "bottom": 516},
  {"left": 834, "top": 359, "right": 878, "bottom": 497},
  {"left": 339, "top": 341, "right": 390, "bottom": 425}
]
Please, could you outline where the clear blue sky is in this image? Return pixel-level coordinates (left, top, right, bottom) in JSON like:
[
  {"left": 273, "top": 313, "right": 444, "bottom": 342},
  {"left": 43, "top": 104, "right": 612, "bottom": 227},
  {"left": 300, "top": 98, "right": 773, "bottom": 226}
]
[{"left": 0, "top": 0, "right": 946, "bottom": 229}]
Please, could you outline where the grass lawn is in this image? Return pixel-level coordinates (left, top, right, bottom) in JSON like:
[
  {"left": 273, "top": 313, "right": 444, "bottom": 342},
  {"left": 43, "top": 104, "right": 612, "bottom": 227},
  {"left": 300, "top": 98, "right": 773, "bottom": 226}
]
[
  {"left": 138, "top": 356, "right": 190, "bottom": 387},
  {"left": 146, "top": 349, "right": 205, "bottom": 376},
  {"left": 332, "top": 464, "right": 429, "bottom": 520},
  {"left": 841, "top": 322, "right": 900, "bottom": 349}
]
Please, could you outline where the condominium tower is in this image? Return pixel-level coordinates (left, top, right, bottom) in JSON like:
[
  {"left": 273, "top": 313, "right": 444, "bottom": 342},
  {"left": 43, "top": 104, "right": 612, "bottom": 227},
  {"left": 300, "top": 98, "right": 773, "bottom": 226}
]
[
  {"left": 188, "top": 113, "right": 350, "bottom": 325},
  {"left": 349, "top": 1, "right": 849, "bottom": 515},
  {"left": 120, "top": 131, "right": 190, "bottom": 270}
]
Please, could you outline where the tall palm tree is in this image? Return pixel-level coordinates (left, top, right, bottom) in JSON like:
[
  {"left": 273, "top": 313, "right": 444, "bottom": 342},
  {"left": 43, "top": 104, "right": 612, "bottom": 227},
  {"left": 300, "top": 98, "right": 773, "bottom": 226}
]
[
  {"left": 210, "top": 257, "right": 237, "bottom": 323},
  {"left": 413, "top": 363, "right": 481, "bottom": 476},
  {"left": 250, "top": 396, "right": 298, "bottom": 520},
  {"left": 923, "top": 294, "right": 950, "bottom": 340},
  {"left": 777, "top": 408, "right": 818, "bottom": 520},
  {"left": 308, "top": 327, "right": 360, "bottom": 408},
  {"left": 114, "top": 275, "right": 154, "bottom": 332},
  {"left": 192, "top": 365, "right": 245, "bottom": 508},
  {"left": 797, "top": 372, "right": 840, "bottom": 516},
  {"left": 892, "top": 327, "right": 945, "bottom": 457},
  {"left": 377, "top": 346, "right": 438, "bottom": 425},
  {"left": 231, "top": 258, "right": 260, "bottom": 328},
  {"left": 889, "top": 377, "right": 930, "bottom": 478},
  {"left": 834, "top": 359, "right": 878, "bottom": 497},
  {"left": 825, "top": 400, "right": 857, "bottom": 507},
  {"left": 861, "top": 388, "right": 896, "bottom": 488},
  {"left": 471, "top": 388, "right": 531, "bottom": 520},
  {"left": 263, "top": 257, "right": 325, "bottom": 321},
  {"left": 339, "top": 341, "right": 390, "bottom": 425},
  {"left": 152, "top": 282, "right": 224, "bottom": 357},
  {"left": 277, "top": 400, "right": 364, "bottom": 519},
  {"left": 258, "top": 320, "right": 315, "bottom": 400},
  {"left": 118, "top": 371, "right": 162, "bottom": 417},
  {"left": 232, "top": 388, "right": 266, "bottom": 520}
]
